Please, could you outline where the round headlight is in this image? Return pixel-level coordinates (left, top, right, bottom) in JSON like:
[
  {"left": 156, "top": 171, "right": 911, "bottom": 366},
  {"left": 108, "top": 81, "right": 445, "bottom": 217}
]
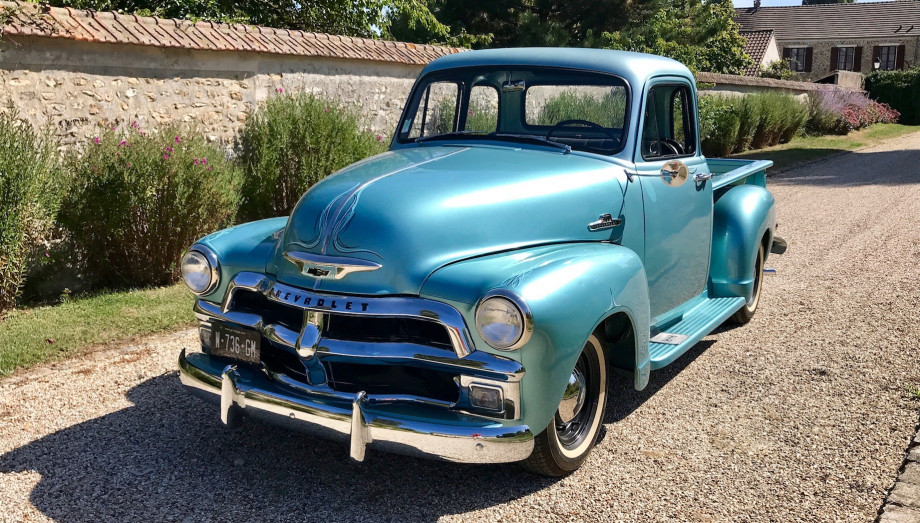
[
  {"left": 475, "top": 293, "right": 531, "bottom": 350},
  {"left": 181, "top": 248, "right": 218, "bottom": 295}
]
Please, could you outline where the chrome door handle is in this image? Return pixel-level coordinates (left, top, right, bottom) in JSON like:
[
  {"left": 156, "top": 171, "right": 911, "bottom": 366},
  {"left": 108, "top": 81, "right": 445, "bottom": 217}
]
[{"left": 694, "top": 172, "right": 714, "bottom": 182}]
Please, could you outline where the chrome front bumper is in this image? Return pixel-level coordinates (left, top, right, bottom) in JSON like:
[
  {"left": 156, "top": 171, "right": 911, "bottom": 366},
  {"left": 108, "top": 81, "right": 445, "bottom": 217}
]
[{"left": 178, "top": 350, "right": 534, "bottom": 464}]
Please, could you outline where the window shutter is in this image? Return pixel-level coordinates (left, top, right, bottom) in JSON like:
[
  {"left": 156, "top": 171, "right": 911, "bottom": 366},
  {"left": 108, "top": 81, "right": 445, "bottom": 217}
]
[
  {"left": 830, "top": 47, "right": 839, "bottom": 71},
  {"left": 897, "top": 44, "right": 906, "bottom": 69},
  {"left": 854, "top": 46, "right": 863, "bottom": 72},
  {"left": 804, "top": 47, "right": 813, "bottom": 72},
  {"left": 782, "top": 48, "right": 792, "bottom": 59}
]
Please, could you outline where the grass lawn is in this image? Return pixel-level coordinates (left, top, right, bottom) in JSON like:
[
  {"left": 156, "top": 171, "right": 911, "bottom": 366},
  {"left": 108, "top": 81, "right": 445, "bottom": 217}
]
[
  {"left": 0, "top": 284, "right": 194, "bottom": 377},
  {"left": 731, "top": 123, "right": 920, "bottom": 172}
]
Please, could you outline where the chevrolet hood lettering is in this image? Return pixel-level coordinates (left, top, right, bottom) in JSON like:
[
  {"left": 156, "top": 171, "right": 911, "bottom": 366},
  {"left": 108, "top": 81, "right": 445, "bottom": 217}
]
[{"left": 273, "top": 145, "right": 625, "bottom": 294}]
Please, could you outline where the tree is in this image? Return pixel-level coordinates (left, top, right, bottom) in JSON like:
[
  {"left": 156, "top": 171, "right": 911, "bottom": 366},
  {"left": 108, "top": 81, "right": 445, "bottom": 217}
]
[
  {"left": 43, "top": 0, "right": 451, "bottom": 40},
  {"left": 602, "top": 0, "right": 752, "bottom": 74},
  {"left": 802, "top": 0, "right": 854, "bottom": 5},
  {"left": 390, "top": 0, "right": 659, "bottom": 49}
]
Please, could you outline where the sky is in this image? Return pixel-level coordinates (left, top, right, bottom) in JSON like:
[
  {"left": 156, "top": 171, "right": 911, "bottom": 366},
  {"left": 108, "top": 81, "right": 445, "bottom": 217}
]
[{"left": 733, "top": 0, "right": 895, "bottom": 6}]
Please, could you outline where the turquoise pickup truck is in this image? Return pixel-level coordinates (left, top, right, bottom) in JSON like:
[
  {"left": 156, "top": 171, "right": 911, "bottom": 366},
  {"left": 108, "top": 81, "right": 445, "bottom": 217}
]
[{"left": 177, "top": 48, "right": 785, "bottom": 476}]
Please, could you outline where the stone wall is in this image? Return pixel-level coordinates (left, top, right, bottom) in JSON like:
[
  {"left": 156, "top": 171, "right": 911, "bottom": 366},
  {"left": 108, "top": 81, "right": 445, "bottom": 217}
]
[{"left": 0, "top": 35, "right": 424, "bottom": 146}]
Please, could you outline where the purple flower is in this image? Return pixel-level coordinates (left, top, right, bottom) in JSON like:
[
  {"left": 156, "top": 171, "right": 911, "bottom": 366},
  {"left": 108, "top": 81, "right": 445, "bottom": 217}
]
[
  {"left": 131, "top": 120, "right": 138, "bottom": 128},
  {"left": 164, "top": 154, "right": 169, "bottom": 160},
  {"left": 45, "top": 252, "right": 50, "bottom": 258},
  {"left": 201, "top": 158, "right": 207, "bottom": 165},
  {"left": 118, "top": 140, "right": 127, "bottom": 146},
  {"left": 93, "top": 136, "right": 100, "bottom": 145},
  {"left": 376, "top": 135, "right": 383, "bottom": 142},
  {"left": 174, "top": 136, "right": 181, "bottom": 144},
  {"left": 165, "top": 146, "right": 173, "bottom": 153},
  {"left": 194, "top": 158, "right": 199, "bottom": 165},
  {"left": 206, "top": 166, "right": 211, "bottom": 171},
  {"left": 126, "top": 163, "right": 131, "bottom": 168},
  {"left": 325, "top": 107, "right": 329, "bottom": 113},
  {"left": 277, "top": 87, "right": 284, "bottom": 93}
]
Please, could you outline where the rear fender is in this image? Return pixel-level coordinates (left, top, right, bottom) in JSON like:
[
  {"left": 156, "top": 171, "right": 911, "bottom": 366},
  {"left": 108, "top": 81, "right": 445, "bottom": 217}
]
[
  {"left": 421, "top": 243, "right": 650, "bottom": 432},
  {"left": 710, "top": 185, "right": 775, "bottom": 301}
]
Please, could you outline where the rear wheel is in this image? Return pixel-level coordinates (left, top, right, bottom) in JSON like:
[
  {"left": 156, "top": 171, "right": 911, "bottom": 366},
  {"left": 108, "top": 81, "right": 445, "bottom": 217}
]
[
  {"left": 520, "top": 334, "right": 608, "bottom": 477},
  {"left": 731, "top": 242, "right": 765, "bottom": 324}
]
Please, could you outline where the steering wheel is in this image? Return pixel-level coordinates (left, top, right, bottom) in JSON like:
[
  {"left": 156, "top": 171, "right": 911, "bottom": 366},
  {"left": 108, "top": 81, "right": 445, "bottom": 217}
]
[
  {"left": 545, "top": 119, "right": 618, "bottom": 144},
  {"left": 661, "top": 138, "right": 685, "bottom": 156}
]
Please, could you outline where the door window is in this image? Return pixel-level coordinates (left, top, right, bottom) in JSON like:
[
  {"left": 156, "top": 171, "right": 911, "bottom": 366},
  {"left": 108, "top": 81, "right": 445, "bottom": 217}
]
[
  {"left": 405, "top": 81, "right": 461, "bottom": 139},
  {"left": 641, "top": 85, "right": 696, "bottom": 160}
]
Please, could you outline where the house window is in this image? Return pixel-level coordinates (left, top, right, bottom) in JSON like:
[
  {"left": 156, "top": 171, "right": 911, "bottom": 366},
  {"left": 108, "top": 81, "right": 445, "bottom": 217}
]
[
  {"left": 879, "top": 46, "right": 898, "bottom": 71},
  {"left": 836, "top": 47, "right": 856, "bottom": 71},
  {"left": 786, "top": 47, "right": 808, "bottom": 72}
]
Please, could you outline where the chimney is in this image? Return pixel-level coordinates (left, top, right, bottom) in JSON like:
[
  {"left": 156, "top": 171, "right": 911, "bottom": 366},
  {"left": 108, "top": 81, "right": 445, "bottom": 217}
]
[{"left": 754, "top": 0, "right": 761, "bottom": 9}]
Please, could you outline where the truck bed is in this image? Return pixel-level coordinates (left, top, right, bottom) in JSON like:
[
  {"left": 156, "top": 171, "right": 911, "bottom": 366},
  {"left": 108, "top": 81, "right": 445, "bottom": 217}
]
[{"left": 707, "top": 158, "right": 773, "bottom": 190}]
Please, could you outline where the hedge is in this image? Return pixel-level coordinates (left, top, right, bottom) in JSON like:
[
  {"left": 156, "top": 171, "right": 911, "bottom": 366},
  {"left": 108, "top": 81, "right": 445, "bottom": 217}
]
[{"left": 866, "top": 67, "right": 920, "bottom": 125}]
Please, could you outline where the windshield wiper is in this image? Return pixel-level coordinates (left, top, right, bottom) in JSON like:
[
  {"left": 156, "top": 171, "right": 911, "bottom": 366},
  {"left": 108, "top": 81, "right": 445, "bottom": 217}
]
[{"left": 489, "top": 133, "right": 571, "bottom": 153}]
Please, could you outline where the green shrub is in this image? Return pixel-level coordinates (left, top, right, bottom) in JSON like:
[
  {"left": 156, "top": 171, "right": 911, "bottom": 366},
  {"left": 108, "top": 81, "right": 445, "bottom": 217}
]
[
  {"left": 58, "top": 124, "right": 240, "bottom": 289},
  {"left": 0, "top": 108, "right": 64, "bottom": 313},
  {"left": 698, "top": 95, "right": 740, "bottom": 157},
  {"left": 235, "top": 93, "right": 387, "bottom": 222},
  {"left": 866, "top": 67, "right": 920, "bottom": 125},
  {"left": 759, "top": 60, "right": 795, "bottom": 81},
  {"left": 699, "top": 92, "right": 807, "bottom": 156}
]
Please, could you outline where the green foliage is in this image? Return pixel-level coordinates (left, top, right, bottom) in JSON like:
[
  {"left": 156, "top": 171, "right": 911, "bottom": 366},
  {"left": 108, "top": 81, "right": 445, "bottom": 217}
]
[
  {"left": 43, "top": 0, "right": 453, "bottom": 40},
  {"left": 390, "top": 0, "right": 658, "bottom": 49},
  {"left": 602, "top": 0, "right": 752, "bottom": 75},
  {"left": 866, "top": 67, "right": 920, "bottom": 125},
  {"left": 698, "top": 92, "right": 808, "bottom": 157},
  {"left": 235, "top": 93, "right": 387, "bottom": 222},
  {"left": 804, "top": 94, "right": 849, "bottom": 135},
  {"left": 698, "top": 96, "right": 740, "bottom": 157},
  {"left": 760, "top": 60, "right": 795, "bottom": 80},
  {"left": 0, "top": 108, "right": 64, "bottom": 313},
  {"left": 534, "top": 90, "right": 628, "bottom": 128},
  {"left": 58, "top": 125, "right": 240, "bottom": 289}
]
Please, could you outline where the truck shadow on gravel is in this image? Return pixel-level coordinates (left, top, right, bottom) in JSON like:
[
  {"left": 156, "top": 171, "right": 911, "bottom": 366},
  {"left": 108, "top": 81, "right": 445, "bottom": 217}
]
[
  {"left": 770, "top": 149, "right": 920, "bottom": 187},
  {"left": 0, "top": 340, "right": 719, "bottom": 522}
]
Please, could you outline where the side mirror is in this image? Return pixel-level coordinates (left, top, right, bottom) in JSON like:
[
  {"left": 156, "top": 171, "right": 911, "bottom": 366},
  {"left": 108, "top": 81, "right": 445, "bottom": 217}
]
[{"left": 660, "top": 160, "right": 689, "bottom": 187}]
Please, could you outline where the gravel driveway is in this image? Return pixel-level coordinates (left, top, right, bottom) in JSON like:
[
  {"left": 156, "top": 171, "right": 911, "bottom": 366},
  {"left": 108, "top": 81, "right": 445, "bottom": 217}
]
[{"left": 2, "top": 133, "right": 920, "bottom": 522}]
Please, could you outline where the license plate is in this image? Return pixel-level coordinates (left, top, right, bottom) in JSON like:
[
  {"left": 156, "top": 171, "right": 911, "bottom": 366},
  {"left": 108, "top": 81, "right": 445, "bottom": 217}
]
[{"left": 211, "top": 323, "right": 260, "bottom": 364}]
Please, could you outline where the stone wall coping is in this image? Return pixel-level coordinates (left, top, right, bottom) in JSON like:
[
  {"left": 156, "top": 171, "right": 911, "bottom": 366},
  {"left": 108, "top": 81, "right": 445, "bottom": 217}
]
[
  {"left": 0, "top": 1, "right": 464, "bottom": 65},
  {"left": 696, "top": 71, "right": 862, "bottom": 92}
]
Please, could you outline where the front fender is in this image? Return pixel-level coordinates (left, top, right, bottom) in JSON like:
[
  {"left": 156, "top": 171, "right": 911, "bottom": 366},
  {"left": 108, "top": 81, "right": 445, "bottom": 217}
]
[
  {"left": 710, "top": 185, "right": 776, "bottom": 301},
  {"left": 194, "top": 217, "right": 288, "bottom": 303},
  {"left": 421, "top": 242, "right": 650, "bottom": 433}
]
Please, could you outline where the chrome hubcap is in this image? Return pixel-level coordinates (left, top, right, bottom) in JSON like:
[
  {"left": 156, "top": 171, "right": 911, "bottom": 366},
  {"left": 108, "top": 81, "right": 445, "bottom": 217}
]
[{"left": 557, "top": 367, "right": 586, "bottom": 424}]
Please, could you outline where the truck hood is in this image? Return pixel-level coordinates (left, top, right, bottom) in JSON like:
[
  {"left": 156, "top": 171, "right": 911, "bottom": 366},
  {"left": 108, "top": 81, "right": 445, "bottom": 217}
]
[{"left": 272, "top": 144, "right": 624, "bottom": 295}]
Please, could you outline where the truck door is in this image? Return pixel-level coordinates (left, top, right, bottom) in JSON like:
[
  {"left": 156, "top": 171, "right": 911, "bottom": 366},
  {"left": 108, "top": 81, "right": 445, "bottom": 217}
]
[{"left": 634, "top": 79, "right": 713, "bottom": 321}]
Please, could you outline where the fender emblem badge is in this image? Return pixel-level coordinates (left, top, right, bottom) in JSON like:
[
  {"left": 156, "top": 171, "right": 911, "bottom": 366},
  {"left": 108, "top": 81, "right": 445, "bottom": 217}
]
[{"left": 588, "top": 214, "right": 622, "bottom": 231}]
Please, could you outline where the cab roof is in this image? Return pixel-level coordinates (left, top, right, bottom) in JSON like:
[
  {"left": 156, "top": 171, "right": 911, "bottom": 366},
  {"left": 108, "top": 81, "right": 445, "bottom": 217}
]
[{"left": 421, "top": 48, "right": 694, "bottom": 88}]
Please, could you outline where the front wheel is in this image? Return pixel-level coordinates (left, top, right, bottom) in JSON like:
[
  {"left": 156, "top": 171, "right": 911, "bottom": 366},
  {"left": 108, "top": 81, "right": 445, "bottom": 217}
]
[
  {"left": 520, "top": 334, "right": 608, "bottom": 476},
  {"left": 730, "top": 242, "right": 765, "bottom": 324}
]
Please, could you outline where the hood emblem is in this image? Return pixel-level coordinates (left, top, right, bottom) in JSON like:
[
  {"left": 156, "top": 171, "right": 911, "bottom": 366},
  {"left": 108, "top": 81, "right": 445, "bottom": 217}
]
[
  {"left": 284, "top": 251, "right": 381, "bottom": 280},
  {"left": 588, "top": 214, "right": 622, "bottom": 231}
]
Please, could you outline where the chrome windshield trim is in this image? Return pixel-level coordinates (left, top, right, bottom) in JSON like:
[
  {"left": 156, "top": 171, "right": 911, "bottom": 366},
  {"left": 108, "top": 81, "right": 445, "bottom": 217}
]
[{"left": 220, "top": 271, "right": 476, "bottom": 357}]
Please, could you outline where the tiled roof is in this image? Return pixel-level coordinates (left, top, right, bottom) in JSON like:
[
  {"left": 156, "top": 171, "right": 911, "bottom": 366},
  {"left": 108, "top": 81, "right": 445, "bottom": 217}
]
[
  {"left": 0, "top": 1, "right": 464, "bottom": 65},
  {"left": 735, "top": 1, "right": 920, "bottom": 40},
  {"left": 740, "top": 30, "right": 775, "bottom": 76}
]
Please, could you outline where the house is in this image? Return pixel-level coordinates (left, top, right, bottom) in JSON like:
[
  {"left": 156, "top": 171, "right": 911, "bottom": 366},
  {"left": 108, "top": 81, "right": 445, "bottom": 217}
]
[
  {"left": 734, "top": 1, "right": 920, "bottom": 82},
  {"left": 740, "top": 29, "right": 780, "bottom": 76}
]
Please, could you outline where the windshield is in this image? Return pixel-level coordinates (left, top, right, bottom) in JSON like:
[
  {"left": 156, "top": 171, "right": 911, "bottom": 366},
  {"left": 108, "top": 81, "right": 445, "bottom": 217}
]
[{"left": 396, "top": 68, "right": 629, "bottom": 155}]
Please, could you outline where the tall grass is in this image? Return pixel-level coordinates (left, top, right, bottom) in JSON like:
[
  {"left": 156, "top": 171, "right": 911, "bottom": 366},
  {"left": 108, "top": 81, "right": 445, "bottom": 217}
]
[
  {"left": 236, "top": 93, "right": 386, "bottom": 222},
  {"left": 0, "top": 108, "right": 64, "bottom": 313}
]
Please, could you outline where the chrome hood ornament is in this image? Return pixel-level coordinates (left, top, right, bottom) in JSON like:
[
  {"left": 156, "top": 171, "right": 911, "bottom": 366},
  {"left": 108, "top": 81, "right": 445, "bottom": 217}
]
[{"left": 283, "top": 251, "right": 381, "bottom": 280}]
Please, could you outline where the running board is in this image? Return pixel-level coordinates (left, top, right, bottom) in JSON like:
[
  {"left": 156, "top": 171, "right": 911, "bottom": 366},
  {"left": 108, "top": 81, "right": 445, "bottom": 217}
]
[{"left": 648, "top": 296, "right": 746, "bottom": 370}]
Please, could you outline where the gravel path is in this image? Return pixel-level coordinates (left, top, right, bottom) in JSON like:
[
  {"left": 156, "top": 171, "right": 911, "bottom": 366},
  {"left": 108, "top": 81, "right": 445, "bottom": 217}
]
[{"left": 2, "top": 133, "right": 920, "bottom": 522}]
